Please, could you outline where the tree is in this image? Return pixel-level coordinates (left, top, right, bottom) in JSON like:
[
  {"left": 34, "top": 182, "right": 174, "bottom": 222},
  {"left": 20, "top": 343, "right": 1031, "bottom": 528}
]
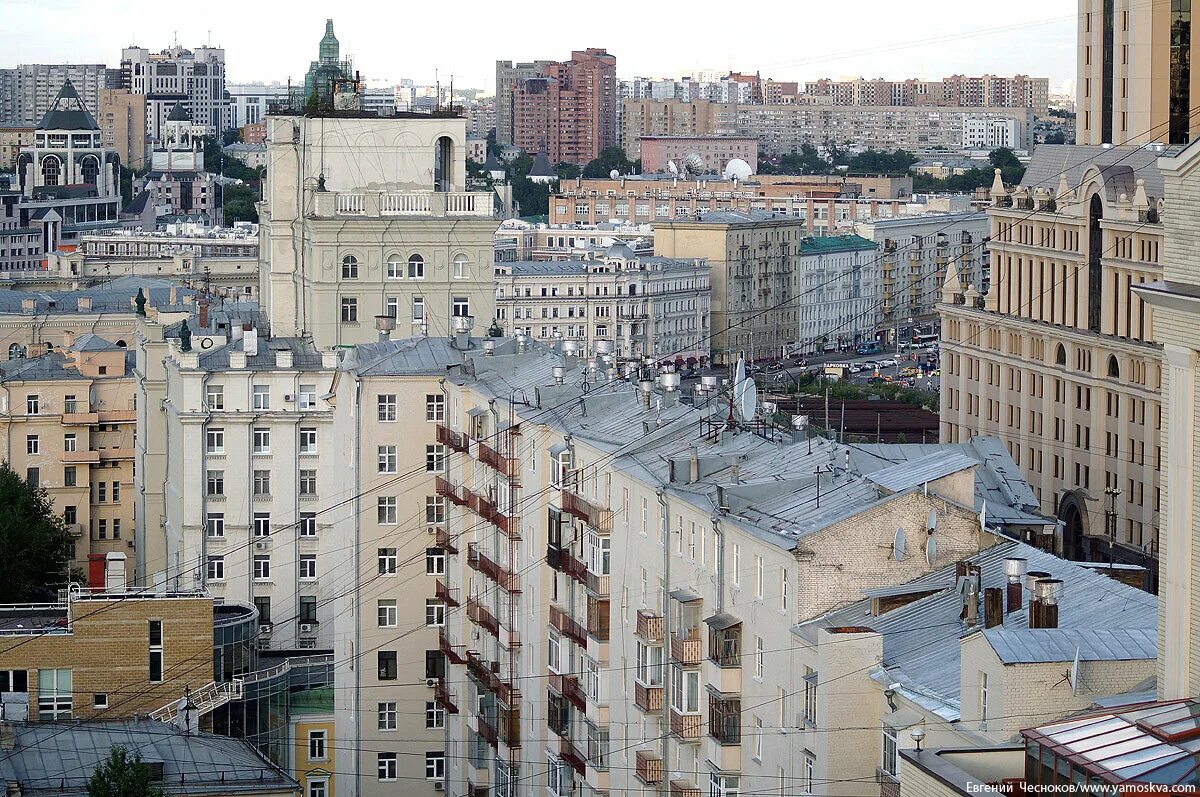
[
  {"left": 847, "top": 148, "right": 918, "bottom": 175},
  {"left": 221, "top": 183, "right": 259, "bottom": 224},
  {"left": 988, "top": 147, "right": 1022, "bottom": 170},
  {"left": 556, "top": 162, "right": 582, "bottom": 181},
  {"left": 582, "top": 146, "right": 636, "bottom": 178},
  {"left": 88, "top": 746, "right": 164, "bottom": 797},
  {"left": 0, "top": 461, "right": 74, "bottom": 602}
]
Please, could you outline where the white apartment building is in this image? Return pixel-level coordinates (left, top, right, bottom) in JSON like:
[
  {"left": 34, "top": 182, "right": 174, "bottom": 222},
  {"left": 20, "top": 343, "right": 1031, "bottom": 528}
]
[
  {"left": 0, "top": 64, "right": 117, "bottom": 127},
  {"left": 493, "top": 221, "right": 654, "bottom": 263},
  {"left": 792, "top": 234, "right": 882, "bottom": 353},
  {"left": 962, "top": 116, "right": 1025, "bottom": 150},
  {"left": 494, "top": 248, "right": 711, "bottom": 363},
  {"left": 121, "top": 45, "right": 232, "bottom": 140},
  {"left": 227, "top": 83, "right": 291, "bottom": 128}
]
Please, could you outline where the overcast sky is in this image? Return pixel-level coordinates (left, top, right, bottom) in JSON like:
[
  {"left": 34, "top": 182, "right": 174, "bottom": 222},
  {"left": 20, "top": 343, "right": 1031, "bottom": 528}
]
[{"left": 3, "top": 0, "right": 1078, "bottom": 92}]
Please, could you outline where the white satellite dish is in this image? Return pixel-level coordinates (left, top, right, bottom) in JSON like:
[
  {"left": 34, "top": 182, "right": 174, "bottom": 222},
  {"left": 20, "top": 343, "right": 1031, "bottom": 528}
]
[
  {"left": 1070, "top": 646, "right": 1082, "bottom": 696},
  {"left": 723, "top": 158, "right": 753, "bottom": 181},
  {"left": 978, "top": 500, "right": 988, "bottom": 532},
  {"left": 893, "top": 528, "right": 906, "bottom": 561},
  {"left": 733, "top": 356, "right": 757, "bottom": 422},
  {"left": 609, "top": 169, "right": 620, "bottom": 179},
  {"left": 667, "top": 160, "right": 679, "bottom": 175},
  {"left": 925, "top": 531, "right": 937, "bottom": 568},
  {"left": 684, "top": 152, "right": 705, "bottom": 174},
  {"left": 926, "top": 509, "right": 937, "bottom": 533}
]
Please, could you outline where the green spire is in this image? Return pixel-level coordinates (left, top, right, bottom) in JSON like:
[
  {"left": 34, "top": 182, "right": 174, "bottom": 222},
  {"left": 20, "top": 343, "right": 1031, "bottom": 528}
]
[{"left": 319, "top": 19, "right": 339, "bottom": 65}]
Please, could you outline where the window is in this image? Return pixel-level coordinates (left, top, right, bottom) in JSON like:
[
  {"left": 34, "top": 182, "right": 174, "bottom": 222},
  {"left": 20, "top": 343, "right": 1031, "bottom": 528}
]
[
  {"left": 412, "top": 296, "right": 425, "bottom": 322},
  {"left": 37, "top": 668, "right": 72, "bottom": 720},
  {"left": 112, "top": 520, "right": 120, "bottom": 540},
  {"left": 300, "top": 513, "right": 317, "bottom": 537},
  {"left": 377, "top": 753, "right": 398, "bottom": 781},
  {"left": 63, "top": 395, "right": 76, "bottom": 414},
  {"left": 300, "top": 469, "right": 317, "bottom": 496},
  {"left": 206, "top": 428, "right": 225, "bottom": 454},
  {"left": 452, "top": 296, "right": 470, "bottom": 317},
  {"left": 252, "top": 384, "right": 270, "bottom": 410},
  {"left": 97, "top": 482, "right": 107, "bottom": 503},
  {"left": 299, "top": 555, "right": 317, "bottom": 580},
  {"left": 206, "top": 513, "right": 225, "bottom": 538},
  {"left": 207, "top": 556, "right": 224, "bottom": 581},
  {"left": 882, "top": 725, "right": 899, "bottom": 776},
  {"left": 254, "top": 597, "right": 271, "bottom": 623},
  {"left": 253, "top": 427, "right": 270, "bottom": 454},
  {"left": 803, "top": 667, "right": 818, "bottom": 725},
  {"left": 254, "top": 555, "right": 271, "bottom": 581},
  {"left": 308, "top": 780, "right": 327, "bottom": 797},
  {"left": 96, "top": 519, "right": 107, "bottom": 539},
  {"left": 425, "top": 752, "right": 445, "bottom": 781},
  {"left": 93, "top": 693, "right": 108, "bottom": 709},
  {"left": 802, "top": 751, "right": 815, "bottom": 794},
  {"left": 25, "top": 395, "right": 38, "bottom": 414},
  {"left": 547, "top": 755, "right": 570, "bottom": 797},
  {"left": 732, "top": 544, "right": 740, "bottom": 586},
  {"left": 64, "top": 466, "right": 76, "bottom": 487},
  {"left": 979, "top": 671, "right": 989, "bottom": 727},
  {"left": 425, "top": 700, "right": 445, "bottom": 729},
  {"left": 710, "top": 772, "right": 740, "bottom": 797},
  {"left": 63, "top": 433, "right": 76, "bottom": 453},
  {"left": 205, "top": 384, "right": 224, "bottom": 410},
  {"left": 377, "top": 394, "right": 397, "bottom": 422},
  {"left": 341, "top": 255, "right": 359, "bottom": 279},
  {"left": 298, "top": 384, "right": 317, "bottom": 409},
  {"left": 408, "top": 254, "right": 425, "bottom": 279},
  {"left": 299, "top": 427, "right": 317, "bottom": 454},
  {"left": 377, "top": 651, "right": 398, "bottom": 680},
  {"left": 206, "top": 470, "right": 224, "bottom": 496},
  {"left": 26, "top": 435, "right": 38, "bottom": 455},
  {"left": 636, "top": 640, "right": 664, "bottom": 685},
  {"left": 755, "top": 635, "right": 765, "bottom": 679},
  {"left": 378, "top": 701, "right": 398, "bottom": 730},
  {"left": 452, "top": 256, "right": 468, "bottom": 279},
  {"left": 426, "top": 548, "right": 446, "bottom": 575},
  {"left": 377, "top": 445, "right": 397, "bottom": 473},
  {"left": 0, "top": 670, "right": 28, "bottom": 693},
  {"left": 378, "top": 548, "right": 397, "bottom": 575},
  {"left": 425, "top": 599, "right": 445, "bottom": 626},
  {"left": 781, "top": 569, "right": 789, "bottom": 612},
  {"left": 425, "top": 393, "right": 445, "bottom": 421},
  {"left": 425, "top": 444, "right": 446, "bottom": 472},
  {"left": 253, "top": 469, "right": 271, "bottom": 496},
  {"left": 670, "top": 665, "right": 700, "bottom": 713},
  {"left": 148, "top": 621, "right": 163, "bottom": 682},
  {"left": 587, "top": 722, "right": 610, "bottom": 770},
  {"left": 299, "top": 597, "right": 317, "bottom": 623},
  {"left": 376, "top": 496, "right": 397, "bottom": 524},
  {"left": 377, "top": 599, "right": 397, "bottom": 627},
  {"left": 425, "top": 496, "right": 445, "bottom": 524},
  {"left": 341, "top": 297, "right": 358, "bottom": 323}
]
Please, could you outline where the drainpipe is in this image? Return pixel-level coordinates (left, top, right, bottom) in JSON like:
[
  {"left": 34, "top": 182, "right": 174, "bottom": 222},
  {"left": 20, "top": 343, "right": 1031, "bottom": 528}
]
[
  {"left": 2, "top": 382, "right": 11, "bottom": 463},
  {"left": 198, "top": 370, "right": 211, "bottom": 593},
  {"left": 712, "top": 516, "right": 725, "bottom": 613},
  {"left": 657, "top": 487, "right": 671, "bottom": 797},
  {"left": 351, "top": 373, "right": 364, "bottom": 797}
]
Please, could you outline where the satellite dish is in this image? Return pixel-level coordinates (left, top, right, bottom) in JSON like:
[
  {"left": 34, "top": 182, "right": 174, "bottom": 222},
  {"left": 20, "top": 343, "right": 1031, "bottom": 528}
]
[
  {"left": 925, "top": 532, "right": 937, "bottom": 568},
  {"left": 978, "top": 500, "right": 988, "bottom": 532},
  {"left": 684, "top": 152, "right": 705, "bottom": 174},
  {"left": 926, "top": 509, "right": 937, "bottom": 533},
  {"left": 723, "top": 158, "right": 753, "bottom": 181},
  {"left": 609, "top": 169, "right": 620, "bottom": 179},
  {"left": 893, "top": 528, "right": 906, "bottom": 561},
  {"left": 733, "top": 356, "right": 757, "bottom": 422},
  {"left": 1070, "top": 646, "right": 1082, "bottom": 696},
  {"left": 667, "top": 160, "right": 679, "bottom": 175}
]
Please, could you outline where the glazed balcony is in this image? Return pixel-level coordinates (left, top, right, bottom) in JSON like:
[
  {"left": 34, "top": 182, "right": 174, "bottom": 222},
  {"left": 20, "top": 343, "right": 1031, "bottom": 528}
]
[
  {"left": 561, "top": 489, "right": 613, "bottom": 532},
  {"left": 670, "top": 709, "right": 702, "bottom": 742},
  {"left": 635, "top": 750, "right": 663, "bottom": 785},
  {"left": 550, "top": 673, "right": 586, "bottom": 712},
  {"left": 636, "top": 610, "right": 664, "bottom": 643},
  {"left": 435, "top": 579, "right": 460, "bottom": 607},
  {"left": 434, "top": 525, "right": 458, "bottom": 554},
  {"left": 559, "top": 736, "right": 588, "bottom": 776},
  {"left": 435, "top": 476, "right": 468, "bottom": 507},
  {"left": 549, "top": 604, "right": 588, "bottom": 647},
  {"left": 499, "top": 705, "right": 521, "bottom": 748},
  {"left": 325, "top": 190, "right": 495, "bottom": 219},
  {"left": 634, "top": 681, "right": 663, "bottom": 713},
  {"left": 478, "top": 440, "right": 520, "bottom": 479},
  {"left": 435, "top": 423, "right": 470, "bottom": 453},
  {"left": 434, "top": 679, "right": 459, "bottom": 714},
  {"left": 670, "top": 779, "right": 702, "bottom": 797},
  {"left": 670, "top": 629, "right": 702, "bottom": 666},
  {"left": 467, "top": 543, "right": 520, "bottom": 593},
  {"left": 708, "top": 694, "right": 742, "bottom": 745},
  {"left": 587, "top": 597, "right": 610, "bottom": 642}
]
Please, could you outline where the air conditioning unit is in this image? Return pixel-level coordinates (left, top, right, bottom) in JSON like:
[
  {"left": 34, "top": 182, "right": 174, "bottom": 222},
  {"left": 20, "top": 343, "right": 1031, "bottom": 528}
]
[
  {"left": 433, "top": 782, "right": 445, "bottom": 792},
  {"left": 255, "top": 540, "right": 271, "bottom": 551},
  {"left": 283, "top": 394, "right": 295, "bottom": 402},
  {"left": 299, "top": 623, "right": 315, "bottom": 634},
  {"left": 258, "top": 623, "right": 273, "bottom": 635},
  {"left": 425, "top": 678, "right": 438, "bottom": 688}
]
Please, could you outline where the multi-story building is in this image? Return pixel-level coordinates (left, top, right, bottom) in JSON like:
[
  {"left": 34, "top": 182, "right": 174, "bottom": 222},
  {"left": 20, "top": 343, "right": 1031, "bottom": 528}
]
[
  {"left": 97, "top": 89, "right": 147, "bottom": 170},
  {"left": 803, "top": 74, "right": 1050, "bottom": 116},
  {"left": 512, "top": 49, "right": 617, "bottom": 165},
  {"left": 495, "top": 60, "right": 554, "bottom": 145},
  {"left": 227, "top": 83, "right": 291, "bottom": 128},
  {"left": 493, "top": 220, "right": 653, "bottom": 262},
  {"left": 121, "top": 45, "right": 232, "bottom": 140},
  {"left": 0, "top": 183, "right": 40, "bottom": 271},
  {"left": 494, "top": 248, "right": 711, "bottom": 362},
  {"left": 0, "top": 335, "right": 137, "bottom": 578},
  {"left": 639, "top": 135, "right": 758, "bottom": 174},
  {"left": 0, "top": 126, "right": 34, "bottom": 168},
  {"left": 939, "top": 144, "right": 1166, "bottom": 578},
  {"left": 135, "top": 103, "right": 223, "bottom": 226},
  {"left": 240, "top": 122, "right": 267, "bottom": 144},
  {"left": 0, "top": 64, "right": 119, "bottom": 128},
  {"left": 962, "top": 115, "right": 1026, "bottom": 150},
  {"left": 1077, "top": 0, "right": 1200, "bottom": 146},
  {"left": 257, "top": 110, "right": 499, "bottom": 349}
]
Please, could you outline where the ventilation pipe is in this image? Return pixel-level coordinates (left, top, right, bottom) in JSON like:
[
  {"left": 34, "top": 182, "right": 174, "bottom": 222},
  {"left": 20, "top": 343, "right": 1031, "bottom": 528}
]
[
  {"left": 639, "top": 378, "right": 654, "bottom": 407},
  {"left": 983, "top": 587, "right": 1003, "bottom": 628},
  {"left": 1031, "top": 578, "right": 1063, "bottom": 629},
  {"left": 553, "top": 366, "right": 565, "bottom": 385},
  {"left": 483, "top": 339, "right": 495, "bottom": 356},
  {"left": 375, "top": 315, "right": 396, "bottom": 342},
  {"left": 516, "top": 333, "right": 528, "bottom": 353},
  {"left": 452, "top": 316, "right": 471, "bottom": 350},
  {"left": 1004, "top": 558, "right": 1027, "bottom": 613}
]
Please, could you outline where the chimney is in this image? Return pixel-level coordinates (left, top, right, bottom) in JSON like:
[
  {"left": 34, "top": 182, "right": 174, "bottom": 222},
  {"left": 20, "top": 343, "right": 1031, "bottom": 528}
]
[
  {"left": 1032, "top": 578, "right": 1063, "bottom": 629},
  {"left": 689, "top": 446, "right": 699, "bottom": 483},
  {"left": 229, "top": 350, "right": 247, "bottom": 369},
  {"left": 375, "top": 315, "right": 395, "bottom": 342},
  {"left": 169, "top": 286, "right": 178, "bottom": 306},
  {"left": 231, "top": 324, "right": 244, "bottom": 342},
  {"left": 483, "top": 340, "right": 495, "bottom": 356},
  {"left": 243, "top": 325, "right": 258, "bottom": 356},
  {"left": 274, "top": 350, "right": 293, "bottom": 368},
  {"left": 62, "top": 330, "right": 76, "bottom": 348},
  {"left": 104, "top": 552, "right": 127, "bottom": 593},
  {"left": 553, "top": 366, "right": 565, "bottom": 385},
  {"left": 198, "top": 299, "right": 209, "bottom": 329},
  {"left": 87, "top": 553, "right": 106, "bottom": 590},
  {"left": 516, "top": 333, "right": 528, "bottom": 353},
  {"left": 639, "top": 378, "right": 653, "bottom": 407},
  {"left": 1004, "top": 558, "right": 1026, "bottom": 613},
  {"left": 76, "top": 297, "right": 92, "bottom": 312},
  {"left": 983, "top": 587, "right": 1003, "bottom": 628},
  {"left": 452, "top": 315, "right": 471, "bottom": 350},
  {"left": 1025, "top": 570, "right": 1051, "bottom": 593}
]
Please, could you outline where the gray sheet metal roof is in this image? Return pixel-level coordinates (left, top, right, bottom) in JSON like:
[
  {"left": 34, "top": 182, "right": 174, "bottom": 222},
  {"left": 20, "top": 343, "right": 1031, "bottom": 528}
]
[
  {"left": 196, "top": 337, "right": 327, "bottom": 372},
  {"left": 0, "top": 718, "right": 298, "bottom": 796},
  {"left": 1019, "top": 144, "right": 1175, "bottom": 202},
  {"left": 0, "top": 276, "right": 196, "bottom": 316},
  {"left": 865, "top": 450, "right": 978, "bottom": 493},
  {"left": 982, "top": 627, "right": 1157, "bottom": 664}
]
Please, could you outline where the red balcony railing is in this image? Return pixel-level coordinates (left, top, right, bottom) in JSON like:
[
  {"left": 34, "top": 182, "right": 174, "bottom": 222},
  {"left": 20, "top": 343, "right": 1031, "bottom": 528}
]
[
  {"left": 467, "top": 543, "right": 520, "bottom": 593},
  {"left": 549, "top": 604, "right": 588, "bottom": 647},
  {"left": 549, "top": 673, "right": 586, "bottom": 712},
  {"left": 670, "top": 630, "right": 703, "bottom": 665},
  {"left": 439, "top": 629, "right": 466, "bottom": 665},
  {"left": 559, "top": 736, "right": 587, "bottom": 776},
  {"left": 435, "top": 679, "right": 459, "bottom": 714},
  {"left": 435, "top": 579, "right": 460, "bottom": 607},
  {"left": 635, "top": 750, "right": 664, "bottom": 785},
  {"left": 465, "top": 650, "right": 518, "bottom": 706},
  {"left": 435, "top": 476, "right": 468, "bottom": 507},
  {"left": 546, "top": 543, "right": 586, "bottom": 583},
  {"left": 466, "top": 488, "right": 520, "bottom": 539},
  {"left": 634, "top": 681, "right": 663, "bottom": 713},
  {"left": 561, "top": 489, "right": 613, "bottom": 532},
  {"left": 477, "top": 714, "right": 498, "bottom": 748},
  {"left": 671, "top": 779, "right": 702, "bottom": 797},
  {"left": 585, "top": 570, "right": 610, "bottom": 597},
  {"left": 636, "top": 610, "right": 664, "bottom": 643},
  {"left": 436, "top": 423, "right": 469, "bottom": 453},
  {"left": 478, "top": 440, "right": 520, "bottom": 479},
  {"left": 670, "top": 709, "right": 702, "bottom": 742},
  {"left": 466, "top": 595, "right": 500, "bottom": 638}
]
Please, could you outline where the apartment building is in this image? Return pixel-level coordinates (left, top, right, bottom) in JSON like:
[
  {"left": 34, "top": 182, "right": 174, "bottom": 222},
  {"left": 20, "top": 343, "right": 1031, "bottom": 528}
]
[
  {"left": 1077, "top": 0, "right": 1200, "bottom": 145},
  {"left": 0, "top": 127, "right": 34, "bottom": 168},
  {"left": 962, "top": 116, "right": 1025, "bottom": 150},
  {"left": 0, "top": 64, "right": 119, "bottom": 128},
  {"left": 135, "top": 103, "right": 223, "bottom": 226},
  {"left": 494, "top": 248, "right": 711, "bottom": 363},
  {"left": 939, "top": 144, "right": 1166, "bottom": 578},
  {"left": 0, "top": 335, "right": 137, "bottom": 578},
  {"left": 639, "top": 136, "right": 758, "bottom": 175},
  {"left": 98, "top": 89, "right": 147, "bottom": 170},
  {"left": 512, "top": 50, "right": 618, "bottom": 165},
  {"left": 228, "top": 83, "right": 292, "bottom": 128},
  {"left": 258, "top": 111, "right": 498, "bottom": 349},
  {"left": 493, "top": 220, "right": 654, "bottom": 263},
  {"left": 121, "top": 45, "right": 232, "bottom": 140},
  {"left": 0, "top": 185, "right": 40, "bottom": 272},
  {"left": 495, "top": 61, "right": 554, "bottom": 145}
]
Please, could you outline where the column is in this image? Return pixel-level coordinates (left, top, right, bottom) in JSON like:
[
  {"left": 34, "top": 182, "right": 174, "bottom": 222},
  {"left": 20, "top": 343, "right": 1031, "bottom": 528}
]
[{"left": 1161, "top": 344, "right": 1197, "bottom": 699}]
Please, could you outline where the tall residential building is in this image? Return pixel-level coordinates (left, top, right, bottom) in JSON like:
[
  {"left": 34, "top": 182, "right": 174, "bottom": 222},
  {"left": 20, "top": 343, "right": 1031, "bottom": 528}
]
[
  {"left": 98, "top": 89, "right": 147, "bottom": 170},
  {"left": 495, "top": 60, "right": 553, "bottom": 145},
  {"left": 939, "top": 145, "right": 1166, "bottom": 582},
  {"left": 512, "top": 49, "right": 617, "bottom": 164},
  {"left": 0, "top": 64, "right": 119, "bottom": 127},
  {"left": 121, "top": 45, "right": 231, "bottom": 140},
  {"left": 227, "top": 83, "right": 291, "bottom": 128},
  {"left": 0, "top": 126, "right": 34, "bottom": 168},
  {"left": 1077, "top": 0, "right": 1199, "bottom": 145},
  {"left": 258, "top": 110, "right": 499, "bottom": 350}
]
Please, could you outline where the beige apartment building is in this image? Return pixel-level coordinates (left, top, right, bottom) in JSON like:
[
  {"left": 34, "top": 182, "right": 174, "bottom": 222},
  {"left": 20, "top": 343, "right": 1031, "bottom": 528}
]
[
  {"left": 1077, "top": 0, "right": 1200, "bottom": 146},
  {"left": 493, "top": 220, "right": 654, "bottom": 263},
  {"left": 939, "top": 144, "right": 1166, "bottom": 580},
  {"left": 0, "top": 126, "right": 34, "bottom": 169},
  {"left": 0, "top": 334, "right": 137, "bottom": 578},
  {"left": 98, "top": 88, "right": 147, "bottom": 170}
]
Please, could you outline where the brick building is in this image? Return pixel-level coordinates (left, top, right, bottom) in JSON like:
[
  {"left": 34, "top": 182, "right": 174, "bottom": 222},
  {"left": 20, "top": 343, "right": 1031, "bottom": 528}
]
[{"left": 512, "top": 49, "right": 617, "bottom": 165}]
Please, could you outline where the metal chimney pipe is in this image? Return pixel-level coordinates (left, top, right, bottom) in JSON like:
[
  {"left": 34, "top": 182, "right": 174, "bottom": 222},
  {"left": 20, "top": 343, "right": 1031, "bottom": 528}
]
[{"left": 1004, "top": 558, "right": 1027, "bottom": 613}]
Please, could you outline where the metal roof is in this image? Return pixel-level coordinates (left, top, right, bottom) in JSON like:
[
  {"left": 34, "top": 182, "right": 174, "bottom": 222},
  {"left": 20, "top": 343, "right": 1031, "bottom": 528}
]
[
  {"left": 983, "top": 627, "right": 1157, "bottom": 664},
  {"left": 1019, "top": 144, "right": 1174, "bottom": 204},
  {"left": 865, "top": 450, "right": 978, "bottom": 493},
  {"left": 0, "top": 275, "right": 195, "bottom": 316}
]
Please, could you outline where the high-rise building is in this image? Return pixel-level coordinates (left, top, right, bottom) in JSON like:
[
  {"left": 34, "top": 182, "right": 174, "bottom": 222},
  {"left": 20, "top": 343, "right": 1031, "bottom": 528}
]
[
  {"left": 512, "top": 49, "right": 617, "bottom": 164},
  {"left": 0, "top": 64, "right": 119, "bottom": 127},
  {"left": 121, "top": 45, "right": 231, "bottom": 141},
  {"left": 97, "top": 89, "right": 146, "bottom": 170},
  {"left": 495, "top": 60, "right": 553, "bottom": 145},
  {"left": 1077, "top": 0, "right": 1199, "bottom": 145}
]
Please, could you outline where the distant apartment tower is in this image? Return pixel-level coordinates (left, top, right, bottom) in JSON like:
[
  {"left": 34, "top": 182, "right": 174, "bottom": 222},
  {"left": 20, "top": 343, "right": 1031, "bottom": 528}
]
[
  {"left": 98, "top": 89, "right": 147, "bottom": 170},
  {"left": 227, "top": 83, "right": 291, "bottom": 128},
  {"left": 495, "top": 60, "right": 553, "bottom": 144},
  {"left": 121, "top": 45, "right": 231, "bottom": 141},
  {"left": 512, "top": 49, "right": 617, "bottom": 164},
  {"left": 1077, "top": 0, "right": 1199, "bottom": 145},
  {"left": 0, "top": 64, "right": 119, "bottom": 127}
]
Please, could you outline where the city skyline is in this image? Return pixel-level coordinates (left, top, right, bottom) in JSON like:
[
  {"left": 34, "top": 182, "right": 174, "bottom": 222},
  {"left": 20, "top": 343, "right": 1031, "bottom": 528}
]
[{"left": 3, "top": 0, "right": 1078, "bottom": 91}]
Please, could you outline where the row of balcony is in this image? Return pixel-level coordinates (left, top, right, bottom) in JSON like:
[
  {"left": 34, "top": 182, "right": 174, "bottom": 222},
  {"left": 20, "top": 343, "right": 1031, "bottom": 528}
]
[
  {"left": 549, "top": 672, "right": 586, "bottom": 712},
  {"left": 436, "top": 423, "right": 470, "bottom": 454},
  {"left": 561, "top": 489, "right": 613, "bottom": 532},
  {"left": 466, "top": 595, "right": 500, "bottom": 638},
  {"left": 549, "top": 604, "right": 588, "bottom": 648},
  {"left": 476, "top": 706, "right": 523, "bottom": 749},
  {"left": 467, "top": 543, "right": 520, "bottom": 593},
  {"left": 466, "top": 489, "right": 519, "bottom": 539},
  {"left": 478, "top": 440, "right": 520, "bottom": 480},
  {"left": 547, "top": 542, "right": 588, "bottom": 583},
  {"left": 464, "top": 649, "right": 518, "bottom": 706}
]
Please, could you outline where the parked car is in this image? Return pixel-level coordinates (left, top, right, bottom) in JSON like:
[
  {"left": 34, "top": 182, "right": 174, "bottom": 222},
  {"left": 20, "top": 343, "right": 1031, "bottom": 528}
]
[{"left": 879, "top": 358, "right": 897, "bottom": 367}]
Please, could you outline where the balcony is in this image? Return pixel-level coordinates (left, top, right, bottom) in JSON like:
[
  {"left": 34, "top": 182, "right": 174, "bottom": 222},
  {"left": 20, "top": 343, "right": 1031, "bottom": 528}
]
[
  {"left": 549, "top": 604, "right": 588, "bottom": 647},
  {"left": 439, "top": 628, "right": 465, "bottom": 665},
  {"left": 467, "top": 543, "right": 520, "bottom": 593},
  {"left": 328, "top": 190, "right": 495, "bottom": 219},
  {"left": 435, "top": 476, "right": 468, "bottom": 507},
  {"left": 435, "top": 579, "right": 459, "bottom": 607},
  {"left": 634, "top": 681, "right": 663, "bottom": 713},
  {"left": 499, "top": 705, "right": 521, "bottom": 748},
  {"left": 478, "top": 440, "right": 519, "bottom": 479},
  {"left": 709, "top": 694, "right": 742, "bottom": 745},
  {"left": 60, "top": 412, "right": 99, "bottom": 425},
  {"left": 561, "top": 489, "right": 613, "bottom": 532},
  {"left": 466, "top": 595, "right": 500, "bottom": 638},
  {"left": 550, "top": 673, "right": 586, "bottom": 712},
  {"left": 477, "top": 714, "right": 498, "bottom": 749},
  {"left": 559, "top": 736, "right": 588, "bottom": 776},
  {"left": 670, "top": 709, "right": 702, "bottom": 742},
  {"left": 547, "top": 543, "right": 587, "bottom": 584},
  {"left": 467, "top": 490, "right": 519, "bottom": 539},
  {"left": 434, "top": 679, "right": 459, "bottom": 714},
  {"left": 61, "top": 450, "right": 101, "bottom": 464},
  {"left": 66, "top": 523, "right": 85, "bottom": 539},
  {"left": 636, "top": 610, "right": 663, "bottom": 643},
  {"left": 434, "top": 525, "right": 458, "bottom": 554},
  {"left": 587, "top": 597, "right": 610, "bottom": 642},
  {"left": 670, "top": 779, "right": 702, "bottom": 797},
  {"left": 585, "top": 570, "right": 610, "bottom": 598},
  {"left": 436, "top": 424, "right": 470, "bottom": 453},
  {"left": 635, "top": 750, "right": 663, "bottom": 785},
  {"left": 670, "top": 630, "right": 702, "bottom": 665}
]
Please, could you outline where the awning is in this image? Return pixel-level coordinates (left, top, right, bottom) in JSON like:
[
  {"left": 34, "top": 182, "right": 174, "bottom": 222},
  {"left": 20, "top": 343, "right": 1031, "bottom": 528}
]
[
  {"left": 883, "top": 706, "right": 924, "bottom": 730},
  {"left": 669, "top": 587, "right": 702, "bottom": 604},
  {"left": 467, "top": 406, "right": 489, "bottom": 417},
  {"left": 704, "top": 612, "right": 742, "bottom": 631},
  {"left": 549, "top": 441, "right": 570, "bottom": 458}
]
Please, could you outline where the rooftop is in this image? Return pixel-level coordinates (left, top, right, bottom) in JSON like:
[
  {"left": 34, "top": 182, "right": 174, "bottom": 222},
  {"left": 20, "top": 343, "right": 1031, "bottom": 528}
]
[
  {"left": 497, "top": 255, "right": 704, "bottom": 278},
  {"left": 0, "top": 276, "right": 196, "bottom": 316},
  {"left": 1019, "top": 143, "right": 1176, "bottom": 204}
]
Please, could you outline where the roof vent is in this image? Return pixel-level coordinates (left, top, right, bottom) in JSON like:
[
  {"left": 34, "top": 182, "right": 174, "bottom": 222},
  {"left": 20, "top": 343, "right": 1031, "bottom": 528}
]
[
  {"left": 552, "top": 366, "right": 565, "bottom": 385},
  {"left": 483, "top": 340, "right": 495, "bottom": 356},
  {"left": 375, "top": 314, "right": 396, "bottom": 341},
  {"left": 661, "top": 372, "right": 680, "bottom": 392}
]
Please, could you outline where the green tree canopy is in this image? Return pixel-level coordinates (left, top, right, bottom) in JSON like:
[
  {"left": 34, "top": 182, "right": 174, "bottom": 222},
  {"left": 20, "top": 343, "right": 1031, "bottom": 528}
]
[
  {"left": 759, "top": 143, "right": 832, "bottom": 175},
  {"left": 0, "top": 461, "right": 73, "bottom": 602},
  {"left": 582, "top": 146, "right": 636, "bottom": 178},
  {"left": 87, "top": 746, "right": 165, "bottom": 797},
  {"left": 988, "top": 147, "right": 1023, "bottom": 170},
  {"left": 847, "top": 148, "right": 918, "bottom": 175}
]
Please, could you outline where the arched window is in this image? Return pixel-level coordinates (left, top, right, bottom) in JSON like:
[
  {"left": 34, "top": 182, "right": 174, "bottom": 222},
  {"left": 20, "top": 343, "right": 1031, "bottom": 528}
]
[
  {"left": 434, "top": 136, "right": 452, "bottom": 192},
  {"left": 386, "top": 256, "right": 403, "bottom": 279},
  {"left": 1107, "top": 355, "right": 1120, "bottom": 378},
  {"left": 408, "top": 254, "right": 424, "bottom": 279},
  {"left": 452, "top": 255, "right": 469, "bottom": 279},
  {"left": 41, "top": 155, "right": 61, "bottom": 187},
  {"left": 341, "top": 255, "right": 359, "bottom": 280},
  {"left": 80, "top": 155, "right": 100, "bottom": 185},
  {"left": 1055, "top": 344, "right": 1067, "bottom": 366},
  {"left": 7, "top": 343, "right": 24, "bottom": 360}
]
